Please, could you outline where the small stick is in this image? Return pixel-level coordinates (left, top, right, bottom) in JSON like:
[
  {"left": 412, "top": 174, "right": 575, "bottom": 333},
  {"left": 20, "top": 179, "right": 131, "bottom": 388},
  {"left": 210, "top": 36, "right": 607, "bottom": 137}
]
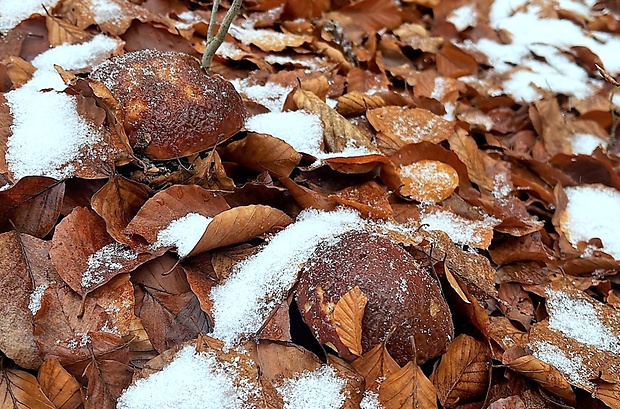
[{"left": 201, "top": 0, "right": 243, "bottom": 72}]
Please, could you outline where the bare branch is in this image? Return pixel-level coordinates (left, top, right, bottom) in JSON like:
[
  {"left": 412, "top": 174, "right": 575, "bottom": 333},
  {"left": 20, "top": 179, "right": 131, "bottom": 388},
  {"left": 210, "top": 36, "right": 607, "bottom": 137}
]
[{"left": 201, "top": 0, "right": 243, "bottom": 72}]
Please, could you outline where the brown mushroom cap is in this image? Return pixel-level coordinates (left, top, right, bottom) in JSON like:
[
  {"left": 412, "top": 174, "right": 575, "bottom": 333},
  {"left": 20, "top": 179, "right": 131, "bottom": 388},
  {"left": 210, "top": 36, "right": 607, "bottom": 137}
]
[
  {"left": 296, "top": 230, "right": 454, "bottom": 365},
  {"left": 91, "top": 49, "right": 245, "bottom": 160}
]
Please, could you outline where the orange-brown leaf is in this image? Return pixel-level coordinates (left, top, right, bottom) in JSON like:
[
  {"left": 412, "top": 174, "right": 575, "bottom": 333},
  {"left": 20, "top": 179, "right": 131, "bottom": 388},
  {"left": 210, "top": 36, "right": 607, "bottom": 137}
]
[
  {"left": 433, "top": 334, "right": 491, "bottom": 408},
  {"left": 594, "top": 381, "right": 620, "bottom": 409},
  {"left": 333, "top": 286, "right": 368, "bottom": 357},
  {"left": 352, "top": 343, "right": 401, "bottom": 392},
  {"left": 436, "top": 43, "right": 478, "bottom": 78},
  {"left": 188, "top": 205, "right": 293, "bottom": 256},
  {"left": 336, "top": 92, "right": 386, "bottom": 116},
  {"left": 1, "top": 368, "right": 55, "bottom": 409},
  {"left": 46, "top": 15, "right": 92, "bottom": 47},
  {"left": 399, "top": 160, "right": 459, "bottom": 203},
  {"left": 379, "top": 361, "right": 416, "bottom": 409},
  {"left": 38, "top": 357, "right": 83, "bottom": 409},
  {"left": 416, "top": 365, "right": 439, "bottom": 409}
]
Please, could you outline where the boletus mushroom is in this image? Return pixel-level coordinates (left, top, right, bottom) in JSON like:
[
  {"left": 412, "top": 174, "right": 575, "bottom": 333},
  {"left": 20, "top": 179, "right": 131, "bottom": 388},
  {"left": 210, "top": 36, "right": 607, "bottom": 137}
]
[
  {"left": 296, "top": 230, "right": 454, "bottom": 365},
  {"left": 91, "top": 49, "right": 245, "bottom": 160}
]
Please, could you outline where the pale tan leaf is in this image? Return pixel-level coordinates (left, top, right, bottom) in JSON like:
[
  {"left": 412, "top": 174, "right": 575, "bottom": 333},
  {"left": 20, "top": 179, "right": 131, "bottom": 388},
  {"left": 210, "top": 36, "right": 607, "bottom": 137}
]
[
  {"left": 336, "top": 92, "right": 386, "bottom": 116},
  {"left": 332, "top": 286, "right": 368, "bottom": 357},
  {"left": 399, "top": 160, "right": 459, "bottom": 203},
  {"left": 4, "top": 57, "right": 35, "bottom": 88},
  {"left": 352, "top": 343, "right": 401, "bottom": 392},
  {"left": 1, "top": 368, "right": 55, "bottom": 409},
  {"left": 188, "top": 205, "right": 293, "bottom": 256},
  {"left": 433, "top": 334, "right": 491, "bottom": 408},
  {"left": 444, "top": 264, "right": 471, "bottom": 304},
  {"left": 379, "top": 361, "right": 415, "bottom": 409},
  {"left": 46, "top": 15, "right": 92, "bottom": 46},
  {"left": 38, "top": 357, "right": 83, "bottom": 409},
  {"left": 293, "top": 88, "right": 378, "bottom": 154}
]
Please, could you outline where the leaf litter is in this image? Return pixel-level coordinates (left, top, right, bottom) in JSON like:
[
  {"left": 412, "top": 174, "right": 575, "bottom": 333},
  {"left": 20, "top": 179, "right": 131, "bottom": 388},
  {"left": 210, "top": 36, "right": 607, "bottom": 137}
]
[{"left": 3, "top": 0, "right": 620, "bottom": 408}]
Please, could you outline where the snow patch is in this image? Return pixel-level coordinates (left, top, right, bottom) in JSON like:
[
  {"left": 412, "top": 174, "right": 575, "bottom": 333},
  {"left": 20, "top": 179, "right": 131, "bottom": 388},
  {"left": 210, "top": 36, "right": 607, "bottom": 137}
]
[
  {"left": 152, "top": 213, "right": 213, "bottom": 258},
  {"left": 276, "top": 366, "right": 346, "bottom": 409}
]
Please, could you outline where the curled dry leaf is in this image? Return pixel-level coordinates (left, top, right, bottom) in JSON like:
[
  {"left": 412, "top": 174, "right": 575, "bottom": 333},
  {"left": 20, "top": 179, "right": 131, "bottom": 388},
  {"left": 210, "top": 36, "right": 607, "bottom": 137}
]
[
  {"left": 367, "top": 107, "right": 454, "bottom": 154},
  {"left": 38, "top": 357, "right": 83, "bottom": 409},
  {"left": 0, "top": 176, "right": 65, "bottom": 238},
  {"left": 432, "top": 334, "right": 491, "bottom": 408},
  {"left": 278, "top": 176, "right": 336, "bottom": 211},
  {"left": 333, "top": 286, "right": 368, "bottom": 357},
  {"left": 132, "top": 255, "right": 212, "bottom": 353},
  {"left": 221, "top": 132, "right": 302, "bottom": 177},
  {"left": 0, "top": 231, "right": 46, "bottom": 369},
  {"left": 502, "top": 346, "right": 576, "bottom": 405},
  {"left": 91, "top": 175, "right": 151, "bottom": 247},
  {"left": 0, "top": 367, "right": 55, "bottom": 409},
  {"left": 124, "top": 184, "right": 229, "bottom": 244},
  {"left": 448, "top": 129, "right": 496, "bottom": 192},
  {"left": 257, "top": 341, "right": 322, "bottom": 383},
  {"left": 335, "top": 92, "right": 386, "bottom": 117},
  {"left": 416, "top": 365, "right": 439, "bottom": 409},
  {"left": 187, "top": 205, "right": 293, "bottom": 256},
  {"left": 50, "top": 207, "right": 148, "bottom": 296},
  {"left": 323, "top": 154, "right": 390, "bottom": 175},
  {"left": 292, "top": 88, "right": 379, "bottom": 154}
]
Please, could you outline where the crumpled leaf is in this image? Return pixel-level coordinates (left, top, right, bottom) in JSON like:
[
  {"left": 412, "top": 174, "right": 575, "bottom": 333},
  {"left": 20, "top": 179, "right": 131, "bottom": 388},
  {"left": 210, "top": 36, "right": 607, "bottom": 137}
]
[
  {"left": 38, "top": 357, "right": 83, "bottom": 409},
  {"left": 432, "top": 334, "right": 491, "bottom": 408},
  {"left": 292, "top": 88, "right": 379, "bottom": 155},
  {"left": 187, "top": 205, "right": 293, "bottom": 256},
  {"left": 221, "top": 132, "right": 302, "bottom": 177},
  {"left": 0, "top": 176, "right": 65, "bottom": 238},
  {"left": 332, "top": 286, "right": 368, "bottom": 357},
  {"left": 0, "top": 367, "right": 55, "bottom": 409}
]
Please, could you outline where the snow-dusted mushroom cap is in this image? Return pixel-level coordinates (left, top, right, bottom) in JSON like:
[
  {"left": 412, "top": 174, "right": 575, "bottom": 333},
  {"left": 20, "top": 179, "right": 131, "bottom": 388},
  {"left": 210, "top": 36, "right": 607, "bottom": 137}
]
[
  {"left": 91, "top": 49, "right": 245, "bottom": 160},
  {"left": 297, "top": 230, "right": 454, "bottom": 365}
]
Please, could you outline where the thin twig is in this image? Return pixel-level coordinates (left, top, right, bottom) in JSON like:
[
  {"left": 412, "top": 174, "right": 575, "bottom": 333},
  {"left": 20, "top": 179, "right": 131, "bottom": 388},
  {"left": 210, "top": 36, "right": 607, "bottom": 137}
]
[{"left": 201, "top": 0, "right": 243, "bottom": 72}]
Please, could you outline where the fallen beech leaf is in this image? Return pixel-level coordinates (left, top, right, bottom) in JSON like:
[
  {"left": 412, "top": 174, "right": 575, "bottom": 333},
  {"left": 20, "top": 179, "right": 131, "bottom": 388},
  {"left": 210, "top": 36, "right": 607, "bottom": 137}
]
[
  {"left": 331, "top": 180, "right": 393, "bottom": 219},
  {"left": 416, "top": 365, "right": 439, "bottom": 409},
  {"left": 379, "top": 361, "right": 415, "bottom": 409},
  {"left": 38, "top": 357, "right": 83, "bottom": 409},
  {"left": 444, "top": 264, "right": 471, "bottom": 305},
  {"left": 533, "top": 98, "right": 572, "bottom": 157},
  {"left": 292, "top": 88, "right": 379, "bottom": 154},
  {"left": 187, "top": 205, "right": 293, "bottom": 256},
  {"left": 0, "top": 176, "right": 65, "bottom": 238},
  {"left": 221, "top": 132, "right": 302, "bottom": 177},
  {"left": 352, "top": 343, "right": 401, "bottom": 391},
  {"left": 323, "top": 154, "right": 390, "bottom": 174},
  {"left": 399, "top": 160, "right": 459, "bottom": 203},
  {"left": 326, "top": 354, "right": 365, "bottom": 409},
  {"left": 436, "top": 43, "right": 478, "bottom": 78},
  {"left": 433, "top": 334, "right": 491, "bottom": 408},
  {"left": 336, "top": 92, "right": 386, "bottom": 116},
  {"left": 593, "top": 381, "right": 620, "bottom": 409},
  {"left": 50, "top": 207, "right": 148, "bottom": 295},
  {"left": 333, "top": 286, "right": 368, "bottom": 357},
  {"left": 3, "top": 57, "right": 36, "bottom": 88},
  {"left": 367, "top": 107, "right": 454, "bottom": 154},
  {"left": 257, "top": 341, "right": 322, "bottom": 382},
  {"left": 448, "top": 129, "right": 495, "bottom": 192},
  {"left": 278, "top": 176, "right": 336, "bottom": 211},
  {"left": 230, "top": 25, "right": 313, "bottom": 52},
  {"left": 125, "top": 314, "right": 157, "bottom": 367},
  {"left": 502, "top": 347, "right": 575, "bottom": 405},
  {"left": 187, "top": 150, "right": 235, "bottom": 191},
  {"left": 258, "top": 297, "right": 292, "bottom": 342},
  {"left": 125, "top": 184, "right": 230, "bottom": 244},
  {"left": 0, "top": 231, "right": 51, "bottom": 369},
  {"left": 84, "top": 358, "right": 133, "bottom": 409},
  {"left": 0, "top": 368, "right": 55, "bottom": 409},
  {"left": 45, "top": 15, "right": 92, "bottom": 47},
  {"left": 326, "top": 0, "right": 402, "bottom": 44},
  {"left": 91, "top": 175, "right": 151, "bottom": 247},
  {"left": 132, "top": 255, "right": 212, "bottom": 353}
]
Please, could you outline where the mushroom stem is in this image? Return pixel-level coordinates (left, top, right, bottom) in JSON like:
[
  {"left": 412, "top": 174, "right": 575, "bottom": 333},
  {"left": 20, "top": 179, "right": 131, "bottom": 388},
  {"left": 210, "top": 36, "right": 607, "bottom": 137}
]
[{"left": 201, "top": 0, "right": 243, "bottom": 72}]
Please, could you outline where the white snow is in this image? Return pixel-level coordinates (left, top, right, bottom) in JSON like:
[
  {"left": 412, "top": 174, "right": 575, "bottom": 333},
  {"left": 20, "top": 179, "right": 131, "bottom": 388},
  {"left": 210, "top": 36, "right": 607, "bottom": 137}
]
[
  {"left": 81, "top": 242, "right": 138, "bottom": 289},
  {"left": 560, "top": 184, "right": 620, "bottom": 259},
  {"left": 276, "top": 365, "right": 346, "bottom": 409},
  {"left": 420, "top": 210, "right": 497, "bottom": 248},
  {"left": 28, "top": 283, "right": 49, "bottom": 315},
  {"left": 117, "top": 345, "right": 259, "bottom": 409},
  {"left": 530, "top": 340, "right": 591, "bottom": 387},
  {"left": 209, "top": 208, "right": 366, "bottom": 345},
  {"left": 570, "top": 132, "right": 607, "bottom": 155},
  {"left": 447, "top": 4, "right": 477, "bottom": 31},
  {"left": 360, "top": 391, "right": 383, "bottom": 409},
  {"left": 90, "top": 0, "right": 123, "bottom": 24},
  {"left": 0, "top": 0, "right": 60, "bottom": 34},
  {"left": 230, "top": 78, "right": 293, "bottom": 112},
  {"left": 546, "top": 289, "right": 620, "bottom": 354},
  {"left": 4, "top": 34, "right": 122, "bottom": 180},
  {"left": 152, "top": 213, "right": 214, "bottom": 258}
]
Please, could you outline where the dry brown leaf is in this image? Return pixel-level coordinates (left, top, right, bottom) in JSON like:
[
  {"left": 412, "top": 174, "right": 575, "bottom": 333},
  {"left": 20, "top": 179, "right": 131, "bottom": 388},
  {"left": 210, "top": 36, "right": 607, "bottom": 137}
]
[
  {"left": 448, "top": 129, "right": 496, "bottom": 192},
  {"left": 0, "top": 176, "right": 65, "bottom": 238},
  {"left": 125, "top": 184, "right": 230, "bottom": 244},
  {"left": 91, "top": 175, "right": 151, "bottom": 247},
  {"left": 436, "top": 43, "right": 478, "bottom": 78},
  {"left": 221, "top": 132, "right": 302, "bottom": 177},
  {"left": 433, "top": 334, "right": 491, "bottom": 408},
  {"left": 326, "top": 0, "right": 402, "bottom": 44},
  {"left": 336, "top": 92, "right": 386, "bottom": 116},
  {"left": 416, "top": 365, "right": 439, "bottom": 409},
  {"left": 84, "top": 358, "right": 133, "bottom": 409},
  {"left": 0, "top": 368, "right": 55, "bottom": 409},
  {"left": 50, "top": 207, "right": 148, "bottom": 295},
  {"left": 532, "top": 98, "right": 572, "bottom": 157},
  {"left": 593, "top": 381, "right": 620, "bottom": 409},
  {"left": 352, "top": 343, "right": 401, "bottom": 392},
  {"left": 278, "top": 176, "right": 336, "bottom": 211},
  {"left": 333, "top": 286, "right": 368, "bottom": 357},
  {"left": 257, "top": 341, "right": 322, "bottom": 382},
  {"left": 379, "top": 361, "right": 415, "bottom": 409},
  {"left": 3, "top": 56, "right": 36, "bottom": 88},
  {"left": 188, "top": 150, "right": 235, "bottom": 191},
  {"left": 38, "top": 357, "right": 83, "bottom": 409},
  {"left": 230, "top": 25, "right": 313, "bottom": 52},
  {"left": 367, "top": 107, "right": 454, "bottom": 154},
  {"left": 188, "top": 205, "right": 293, "bottom": 256},
  {"left": 445, "top": 264, "right": 472, "bottom": 305},
  {"left": 330, "top": 180, "right": 393, "bottom": 219},
  {"left": 292, "top": 88, "right": 379, "bottom": 154},
  {"left": 0, "top": 231, "right": 47, "bottom": 370},
  {"left": 399, "top": 160, "right": 459, "bottom": 203},
  {"left": 502, "top": 347, "right": 576, "bottom": 405},
  {"left": 45, "top": 15, "right": 92, "bottom": 47}
]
